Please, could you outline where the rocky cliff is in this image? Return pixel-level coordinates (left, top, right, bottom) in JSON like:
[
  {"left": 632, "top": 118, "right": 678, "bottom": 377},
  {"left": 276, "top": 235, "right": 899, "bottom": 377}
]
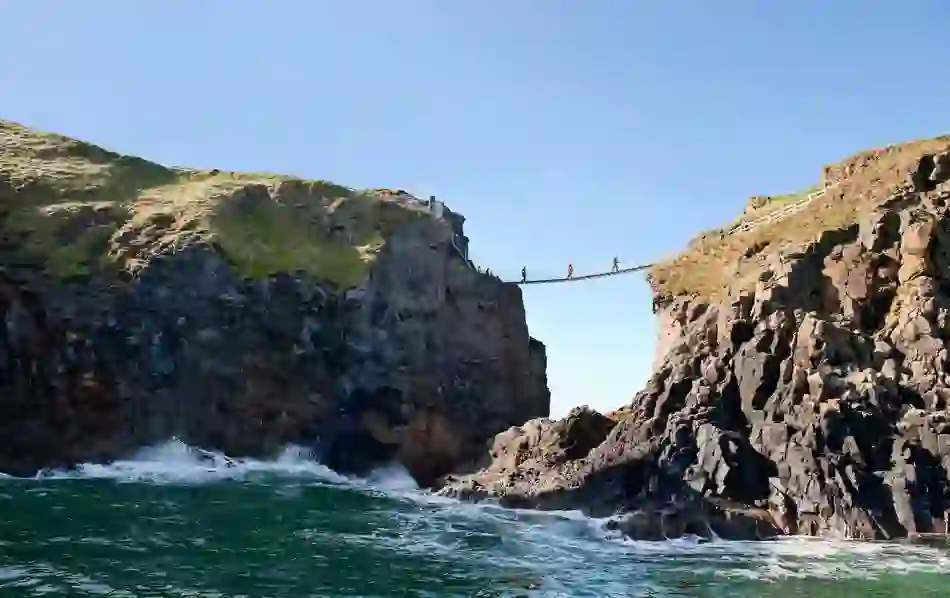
[
  {"left": 0, "top": 120, "right": 550, "bottom": 483},
  {"left": 440, "top": 134, "right": 950, "bottom": 541}
]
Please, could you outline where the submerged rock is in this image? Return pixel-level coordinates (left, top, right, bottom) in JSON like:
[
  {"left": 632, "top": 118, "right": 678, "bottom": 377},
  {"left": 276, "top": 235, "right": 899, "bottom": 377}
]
[
  {"left": 441, "top": 134, "right": 950, "bottom": 541},
  {"left": 0, "top": 119, "right": 550, "bottom": 482}
]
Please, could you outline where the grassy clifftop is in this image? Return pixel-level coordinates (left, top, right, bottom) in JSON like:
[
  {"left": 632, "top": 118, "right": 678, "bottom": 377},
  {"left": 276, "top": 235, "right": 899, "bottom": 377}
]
[
  {"left": 648, "top": 133, "right": 950, "bottom": 303},
  {"left": 0, "top": 119, "right": 427, "bottom": 286}
]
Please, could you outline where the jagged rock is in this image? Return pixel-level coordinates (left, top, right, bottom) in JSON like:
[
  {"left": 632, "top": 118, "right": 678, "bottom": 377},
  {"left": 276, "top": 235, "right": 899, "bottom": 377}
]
[
  {"left": 0, "top": 120, "right": 549, "bottom": 482},
  {"left": 441, "top": 132, "right": 950, "bottom": 541},
  {"left": 605, "top": 500, "right": 783, "bottom": 541}
]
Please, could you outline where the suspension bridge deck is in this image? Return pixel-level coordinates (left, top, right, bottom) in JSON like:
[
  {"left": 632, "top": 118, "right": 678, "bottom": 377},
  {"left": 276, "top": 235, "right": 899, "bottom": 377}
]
[
  {"left": 458, "top": 179, "right": 846, "bottom": 287},
  {"left": 511, "top": 264, "right": 654, "bottom": 285}
]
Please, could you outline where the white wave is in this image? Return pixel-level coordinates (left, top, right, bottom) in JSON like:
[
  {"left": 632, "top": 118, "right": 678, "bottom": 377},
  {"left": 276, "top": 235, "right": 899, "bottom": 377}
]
[
  {"left": 362, "top": 462, "right": 419, "bottom": 492},
  {"left": 0, "top": 567, "right": 28, "bottom": 582},
  {"left": 12, "top": 440, "right": 950, "bottom": 586},
  {"left": 32, "top": 438, "right": 349, "bottom": 485},
  {"left": 706, "top": 536, "right": 950, "bottom": 582},
  {"left": 355, "top": 480, "right": 950, "bottom": 586}
]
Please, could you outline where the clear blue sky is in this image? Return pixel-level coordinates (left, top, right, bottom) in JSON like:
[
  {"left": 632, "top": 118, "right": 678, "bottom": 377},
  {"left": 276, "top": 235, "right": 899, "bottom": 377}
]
[{"left": 2, "top": 1, "right": 949, "bottom": 416}]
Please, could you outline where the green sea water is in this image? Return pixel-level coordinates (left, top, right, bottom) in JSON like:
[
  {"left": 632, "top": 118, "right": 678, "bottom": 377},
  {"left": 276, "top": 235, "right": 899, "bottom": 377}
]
[{"left": 1, "top": 440, "right": 949, "bottom": 597}]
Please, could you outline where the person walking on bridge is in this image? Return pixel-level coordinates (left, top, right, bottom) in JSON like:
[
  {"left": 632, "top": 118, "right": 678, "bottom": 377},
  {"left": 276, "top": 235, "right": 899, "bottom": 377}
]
[
  {"left": 612, "top": 256, "right": 620, "bottom": 273},
  {"left": 521, "top": 266, "right": 527, "bottom": 283},
  {"left": 567, "top": 263, "right": 574, "bottom": 280}
]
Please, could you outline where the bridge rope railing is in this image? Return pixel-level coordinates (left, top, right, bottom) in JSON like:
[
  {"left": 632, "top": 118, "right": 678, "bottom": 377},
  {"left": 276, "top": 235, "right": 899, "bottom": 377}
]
[
  {"left": 446, "top": 179, "right": 845, "bottom": 286},
  {"left": 514, "top": 263, "right": 654, "bottom": 285},
  {"left": 728, "top": 180, "right": 840, "bottom": 234}
]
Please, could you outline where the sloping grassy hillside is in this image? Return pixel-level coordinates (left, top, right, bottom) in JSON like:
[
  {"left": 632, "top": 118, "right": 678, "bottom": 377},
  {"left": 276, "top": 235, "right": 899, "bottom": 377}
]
[
  {"left": 648, "top": 134, "right": 950, "bottom": 303},
  {"left": 0, "top": 120, "right": 425, "bottom": 285}
]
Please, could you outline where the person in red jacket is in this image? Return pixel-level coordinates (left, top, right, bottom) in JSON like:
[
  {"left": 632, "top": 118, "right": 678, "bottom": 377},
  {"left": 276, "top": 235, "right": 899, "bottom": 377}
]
[{"left": 567, "top": 263, "right": 574, "bottom": 279}]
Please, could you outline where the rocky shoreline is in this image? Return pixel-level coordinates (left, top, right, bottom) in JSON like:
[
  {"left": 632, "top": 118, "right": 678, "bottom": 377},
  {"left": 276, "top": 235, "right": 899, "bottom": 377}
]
[
  {"left": 0, "top": 120, "right": 549, "bottom": 483},
  {"left": 439, "top": 136, "right": 950, "bottom": 542},
  {"left": 8, "top": 119, "right": 950, "bottom": 544}
]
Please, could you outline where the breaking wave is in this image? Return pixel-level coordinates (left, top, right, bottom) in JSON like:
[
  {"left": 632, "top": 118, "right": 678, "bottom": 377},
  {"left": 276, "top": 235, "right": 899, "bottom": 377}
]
[
  {"left": 33, "top": 437, "right": 351, "bottom": 485},
  {"left": 3, "top": 439, "right": 949, "bottom": 596}
]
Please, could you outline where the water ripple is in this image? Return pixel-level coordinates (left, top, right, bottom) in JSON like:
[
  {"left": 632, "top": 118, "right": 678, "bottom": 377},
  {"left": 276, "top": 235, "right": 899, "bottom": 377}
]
[{"left": 1, "top": 439, "right": 949, "bottom": 597}]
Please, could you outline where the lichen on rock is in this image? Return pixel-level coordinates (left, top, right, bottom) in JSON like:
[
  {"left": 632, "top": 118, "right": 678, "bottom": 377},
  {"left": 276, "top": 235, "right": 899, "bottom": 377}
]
[
  {"left": 440, "top": 133, "right": 950, "bottom": 542},
  {"left": 0, "top": 119, "right": 550, "bottom": 481}
]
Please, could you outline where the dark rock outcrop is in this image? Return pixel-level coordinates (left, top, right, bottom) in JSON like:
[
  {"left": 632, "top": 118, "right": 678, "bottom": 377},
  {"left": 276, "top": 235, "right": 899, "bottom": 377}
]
[
  {"left": 440, "top": 137, "right": 950, "bottom": 541},
  {"left": 0, "top": 120, "right": 549, "bottom": 482}
]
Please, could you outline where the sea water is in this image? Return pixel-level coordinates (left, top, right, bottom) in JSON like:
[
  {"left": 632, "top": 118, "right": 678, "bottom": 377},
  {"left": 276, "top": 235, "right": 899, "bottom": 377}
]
[{"left": 1, "top": 439, "right": 948, "bottom": 597}]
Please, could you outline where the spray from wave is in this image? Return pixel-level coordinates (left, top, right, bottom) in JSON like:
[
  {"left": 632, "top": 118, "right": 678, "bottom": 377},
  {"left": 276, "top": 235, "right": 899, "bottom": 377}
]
[
  {"left": 33, "top": 438, "right": 351, "bottom": 485},
  {"left": 14, "top": 438, "right": 950, "bottom": 587}
]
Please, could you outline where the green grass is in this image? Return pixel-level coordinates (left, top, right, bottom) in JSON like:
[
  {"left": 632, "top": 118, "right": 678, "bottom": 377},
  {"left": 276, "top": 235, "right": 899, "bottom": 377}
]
[
  {"left": 1, "top": 119, "right": 428, "bottom": 286},
  {"left": 649, "top": 134, "right": 950, "bottom": 302},
  {"left": 742, "top": 183, "right": 822, "bottom": 215},
  {"left": 47, "top": 224, "right": 117, "bottom": 279},
  {"left": 211, "top": 190, "right": 386, "bottom": 287},
  {"left": 763, "top": 183, "right": 822, "bottom": 206}
]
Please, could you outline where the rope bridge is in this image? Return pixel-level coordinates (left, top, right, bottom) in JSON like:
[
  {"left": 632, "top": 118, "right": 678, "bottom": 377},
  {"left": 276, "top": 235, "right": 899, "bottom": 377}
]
[
  {"left": 450, "top": 231, "right": 654, "bottom": 285},
  {"left": 513, "top": 263, "right": 653, "bottom": 285},
  {"left": 447, "top": 180, "right": 842, "bottom": 286}
]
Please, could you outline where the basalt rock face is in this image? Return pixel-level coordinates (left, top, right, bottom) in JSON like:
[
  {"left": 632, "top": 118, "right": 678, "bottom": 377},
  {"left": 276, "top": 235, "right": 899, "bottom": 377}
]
[
  {"left": 440, "top": 137, "right": 950, "bottom": 541},
  {"left": 0, "top": 120, "right": 550, "bottom": 482}
]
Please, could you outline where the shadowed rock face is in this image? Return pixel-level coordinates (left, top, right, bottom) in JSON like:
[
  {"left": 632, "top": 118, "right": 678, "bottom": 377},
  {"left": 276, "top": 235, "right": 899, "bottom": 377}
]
[
  {"left": 440, "top": 146, "right": 950, "bottom": 541},
  {"left": 0, "top": 123, "right": 550, "bottom": 482}
]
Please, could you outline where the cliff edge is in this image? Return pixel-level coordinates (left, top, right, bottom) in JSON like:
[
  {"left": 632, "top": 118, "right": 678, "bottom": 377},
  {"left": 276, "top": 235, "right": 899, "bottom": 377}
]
[
  {"left": 0, "top": 120, "right": 550, "bottom": 482},
  {"left": 440, "top": 134, "right": 950, "bottom": 541}
]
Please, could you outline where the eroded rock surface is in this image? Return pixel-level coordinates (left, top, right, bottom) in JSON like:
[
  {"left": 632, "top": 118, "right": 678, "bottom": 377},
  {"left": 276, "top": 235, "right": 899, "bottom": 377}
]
[
  {"left": 0, "top": 120, "right": 549, "bottom": 482},
  {"left": 440, "top": 138, "right": 950, "bottom": 541}
]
